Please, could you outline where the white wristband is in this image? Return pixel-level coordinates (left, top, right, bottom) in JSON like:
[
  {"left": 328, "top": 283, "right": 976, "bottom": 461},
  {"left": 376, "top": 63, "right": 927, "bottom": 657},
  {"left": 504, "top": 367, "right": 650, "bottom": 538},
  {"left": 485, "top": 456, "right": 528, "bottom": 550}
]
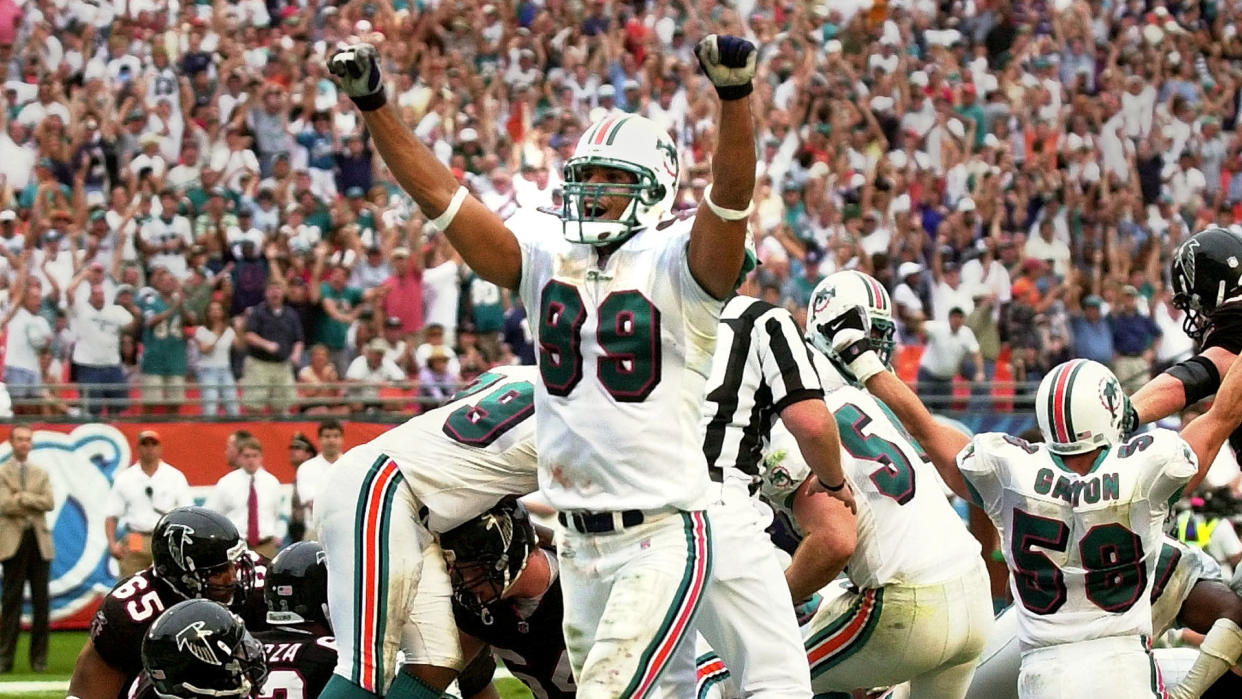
[
  {"left": 429, "top": 186, "right": 469, "bottom": 232},
  {"left": 848, "top": 351, "right": 888, "bottom": 385},
  {"left": 702, "top": 184, "right": 754, "bottom": 222}
]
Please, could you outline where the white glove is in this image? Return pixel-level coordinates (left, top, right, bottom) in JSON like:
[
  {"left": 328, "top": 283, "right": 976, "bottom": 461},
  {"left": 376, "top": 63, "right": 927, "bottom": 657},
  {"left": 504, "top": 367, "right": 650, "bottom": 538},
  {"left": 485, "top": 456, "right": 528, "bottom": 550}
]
[
  {"left": 694, "top": 34, "right": 758, "bottom": 100},
  {"left": 822, "top": 306, "right": 887, "bottom": 384},
  {"left": 327, "top": 44, "right": 386, "bottom": 110}
]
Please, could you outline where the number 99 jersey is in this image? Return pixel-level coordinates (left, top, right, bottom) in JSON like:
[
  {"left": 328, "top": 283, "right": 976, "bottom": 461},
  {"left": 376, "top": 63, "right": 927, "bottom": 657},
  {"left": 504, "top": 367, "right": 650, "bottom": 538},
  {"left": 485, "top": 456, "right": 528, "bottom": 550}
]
[
  {"left": 509, "top": 208, "right": 721, "bottom": 513},
  {"left": 761, "top": 386, "right": 981, "bottom": 589},
  {"left": 957, "top": 429, "right": 1198, "bottom": 650}
]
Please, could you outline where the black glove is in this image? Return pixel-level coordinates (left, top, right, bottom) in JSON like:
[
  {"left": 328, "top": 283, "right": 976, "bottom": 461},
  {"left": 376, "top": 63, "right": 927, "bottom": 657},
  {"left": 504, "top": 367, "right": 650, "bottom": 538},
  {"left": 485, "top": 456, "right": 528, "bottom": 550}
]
[{"left": 694, "top": 34, "right": 758, "bottom": 101}]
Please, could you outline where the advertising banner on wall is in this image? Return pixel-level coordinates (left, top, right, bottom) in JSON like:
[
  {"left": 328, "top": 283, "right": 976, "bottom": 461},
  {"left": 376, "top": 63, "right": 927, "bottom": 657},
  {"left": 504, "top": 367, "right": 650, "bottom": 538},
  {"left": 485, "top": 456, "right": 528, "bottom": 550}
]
[{"left": 0, "top": 421, "right": 392, "bottom": 629}]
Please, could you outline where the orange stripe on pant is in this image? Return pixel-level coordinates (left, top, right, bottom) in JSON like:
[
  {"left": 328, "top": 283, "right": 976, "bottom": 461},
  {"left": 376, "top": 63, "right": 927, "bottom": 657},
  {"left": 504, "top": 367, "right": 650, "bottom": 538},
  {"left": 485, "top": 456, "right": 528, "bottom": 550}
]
[{"left": 358, "top": 460, "right": 400, "bottom": 693}]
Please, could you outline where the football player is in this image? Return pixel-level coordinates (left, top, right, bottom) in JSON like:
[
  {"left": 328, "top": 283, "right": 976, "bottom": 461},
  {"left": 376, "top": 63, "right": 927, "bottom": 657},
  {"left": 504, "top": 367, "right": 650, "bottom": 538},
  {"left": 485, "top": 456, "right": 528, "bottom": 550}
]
[
  {"left": 439, "top": 498, "right": 571, "bottom": 699},
  {"left": 127, "top": 598, "right": 268, "bottom": 699},
  {"left": 69, "top": 506, "right": 266, "bottom": 699},
  {"left": 255, "top": 542, "right": 337, "bottom": 699},
  {"left": 329, "top": 32, "right": 761, "bottom": 696},
  {"left": 311, "top": 365, "right": 539, "bottom": 698},
  {"left": 819, "top": 270, "right": 1242, "bottom": 699}
]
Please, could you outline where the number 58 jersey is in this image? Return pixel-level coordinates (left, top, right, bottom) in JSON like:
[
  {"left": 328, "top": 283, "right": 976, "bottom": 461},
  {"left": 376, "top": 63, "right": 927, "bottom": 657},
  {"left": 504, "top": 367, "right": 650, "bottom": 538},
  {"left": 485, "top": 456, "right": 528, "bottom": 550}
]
[
  {"left": 957, "top": 430, "right": 1198, "bottom": 650},
  {"left": 762, "top": 386, "right": 981, "bottom": 589},
  {"left": 510, "top": 209, "right": 723, "bottom": 513}
]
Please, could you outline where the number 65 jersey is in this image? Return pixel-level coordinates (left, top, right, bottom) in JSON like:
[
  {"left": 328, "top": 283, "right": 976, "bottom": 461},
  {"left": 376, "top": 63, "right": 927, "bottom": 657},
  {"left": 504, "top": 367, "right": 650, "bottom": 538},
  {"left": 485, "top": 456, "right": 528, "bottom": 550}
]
[{"left": 957, "top": 430, "right": 1198, "bottom": 650}]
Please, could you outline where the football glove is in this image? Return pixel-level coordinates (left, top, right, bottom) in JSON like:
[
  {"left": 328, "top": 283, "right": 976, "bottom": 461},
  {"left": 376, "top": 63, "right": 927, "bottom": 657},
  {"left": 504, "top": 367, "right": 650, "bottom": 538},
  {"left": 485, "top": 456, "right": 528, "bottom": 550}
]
[
  {"left": 822, "top": 306, "right": 887, "bottom": 384},
  {"left": 327, "top": 43, "right": 386, "bottom": 111},
  {"left": 694, "top": 34, "right": 758, "bottom": 100}
]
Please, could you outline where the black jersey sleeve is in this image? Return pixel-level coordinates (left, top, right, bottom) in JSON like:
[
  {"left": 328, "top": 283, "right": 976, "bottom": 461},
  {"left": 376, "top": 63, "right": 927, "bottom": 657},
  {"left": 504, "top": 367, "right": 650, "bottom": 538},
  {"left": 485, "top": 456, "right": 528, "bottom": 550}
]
[
  {"left": 90, "top": 572, "right": 177, "bottom": 677},
  {"left": 256, "top": 630, "right": 338, "bottom": 699}
]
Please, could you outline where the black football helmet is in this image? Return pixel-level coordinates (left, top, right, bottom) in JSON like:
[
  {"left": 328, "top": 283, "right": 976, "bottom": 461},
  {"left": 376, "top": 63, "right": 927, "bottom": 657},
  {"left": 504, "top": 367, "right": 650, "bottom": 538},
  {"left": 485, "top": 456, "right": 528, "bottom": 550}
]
[
  {"left": 439, "top": 497, "right": 537, "bottom": 624},
  {"left": 1171, "top": 226, "right": 1242, "bottom": 341},
  {"left": 152, "top": 507, "right": 254, "bottom": 604},
  {"left": 142, "top": 599, "right": 268, "bottom": 699},
  {"left": 265, "top": 541, "right": 330, "bottom": 628}
]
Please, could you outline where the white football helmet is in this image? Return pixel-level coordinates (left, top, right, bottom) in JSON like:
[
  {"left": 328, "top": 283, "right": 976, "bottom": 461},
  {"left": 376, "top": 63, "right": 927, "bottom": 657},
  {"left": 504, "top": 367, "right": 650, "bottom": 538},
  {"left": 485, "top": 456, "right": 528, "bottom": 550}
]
[
  {"left": 561, "top": 112, "right": 680, "bottom": 245},
  {"left": 1035, "top": 359, "right": 1129, "bottom": 455},
  {"left": 805, "top": 270, "right": 898, "bottom": 371}
]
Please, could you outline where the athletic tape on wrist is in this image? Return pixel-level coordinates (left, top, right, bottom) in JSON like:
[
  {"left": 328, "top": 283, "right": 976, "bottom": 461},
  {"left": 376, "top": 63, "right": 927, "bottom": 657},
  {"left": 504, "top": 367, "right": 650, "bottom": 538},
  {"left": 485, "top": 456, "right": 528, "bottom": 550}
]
[
  {"left": 351, "top": 89, "right": 387, "bottom": 112},
  {"left": 430, "top": 186, "right": 469, "bottom": 232},
  {"left": 702, "top": 184, "right": 754, "bottom": 221}
]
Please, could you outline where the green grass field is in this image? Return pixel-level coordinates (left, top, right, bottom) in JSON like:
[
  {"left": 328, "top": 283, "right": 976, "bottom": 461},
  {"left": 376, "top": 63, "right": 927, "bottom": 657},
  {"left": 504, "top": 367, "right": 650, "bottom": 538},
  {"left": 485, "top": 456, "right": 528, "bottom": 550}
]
[{"left": 0, "top": 630, "right": 534, "bottom": 698}]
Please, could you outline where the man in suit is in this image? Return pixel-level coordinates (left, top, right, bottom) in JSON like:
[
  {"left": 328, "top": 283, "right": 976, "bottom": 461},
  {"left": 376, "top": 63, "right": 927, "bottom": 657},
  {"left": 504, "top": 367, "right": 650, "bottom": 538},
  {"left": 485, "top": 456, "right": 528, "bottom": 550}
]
[{"left": 0, "top": 424, "right": 54, "bottom": 672}]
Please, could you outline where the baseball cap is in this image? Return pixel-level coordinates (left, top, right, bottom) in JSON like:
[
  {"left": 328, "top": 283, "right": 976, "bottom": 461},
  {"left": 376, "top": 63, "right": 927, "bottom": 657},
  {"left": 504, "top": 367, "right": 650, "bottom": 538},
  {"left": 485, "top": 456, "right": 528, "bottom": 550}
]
[
  {"left": 598, "top": 84, "right": 616, "bottom": 97},
  {"left": 1083, "top": 294, "right": 1104, "bottom": 307},
  {"left": 0, "top": 209, "right": 16, "bottom": 221},
  {"left": 138, "top": 429, "right": 161, "bottom": 444},
  {"left": 1122, "top": 285, "right": 1140, "bottom": 296},
  {"left": 384, "top": 315, "right": 403, "bottom": 328},
  {"left": 898, "top": 261, "right": 924, "bottom": 278},
  {"left": 346, "top": 186, "right": 365, "bottom": 198},
  {"left": 460, "top": 127, "right": 479, "bottom": 142},
  {"left": 115, "top": 283, "right": 136, "bottom": 296},
  {"left": 365, "top": 337, "right": 388, "bottom": 353},
  {"left": 290, "top": 433, "right": 316, "bottom": 452},
  {"left": 391, "top": 246, "right": 410, "bottom": 259}
]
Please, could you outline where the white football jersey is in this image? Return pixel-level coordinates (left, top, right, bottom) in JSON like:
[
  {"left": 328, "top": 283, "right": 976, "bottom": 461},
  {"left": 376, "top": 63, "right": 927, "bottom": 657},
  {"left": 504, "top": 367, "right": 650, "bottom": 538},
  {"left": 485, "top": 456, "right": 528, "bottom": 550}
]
[
  {"left": 957, "top": 429, "right": 1197, "bottom": 650},
  {"left": 365, "top": 364, "right": 540, "bottom": 532},
  {"left": 510, "top": 208, "right": 722, "bottom": 512},
  {"left": 761, "top": 386, "right": 981, "bottom": 589}
]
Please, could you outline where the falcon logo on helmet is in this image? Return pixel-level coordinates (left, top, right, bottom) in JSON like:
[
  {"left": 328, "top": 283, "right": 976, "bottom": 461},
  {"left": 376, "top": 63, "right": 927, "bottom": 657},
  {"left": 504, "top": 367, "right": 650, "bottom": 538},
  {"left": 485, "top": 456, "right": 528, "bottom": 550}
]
[
  {"left": 175, "top": 620, "right": 226, "bottom": 666},
  {"left": 164, "top": 524, "right": 195, "bottom": 571},
  {"left": 439, "top": 497, "right": 537, "bottom": 625},
  {"left": 560, "top": 113, "right": 680, "bottom": 246},
  {"left": 1036, "top": 359, "right": 1129, "bottom": 455}
]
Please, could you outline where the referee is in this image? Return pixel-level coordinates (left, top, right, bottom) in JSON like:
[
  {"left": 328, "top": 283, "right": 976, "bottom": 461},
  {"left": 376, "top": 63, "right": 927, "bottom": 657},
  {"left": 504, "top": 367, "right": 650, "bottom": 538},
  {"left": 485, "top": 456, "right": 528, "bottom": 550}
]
[{"left": 695, "top": 273, "right": 855, "bottom": 696}]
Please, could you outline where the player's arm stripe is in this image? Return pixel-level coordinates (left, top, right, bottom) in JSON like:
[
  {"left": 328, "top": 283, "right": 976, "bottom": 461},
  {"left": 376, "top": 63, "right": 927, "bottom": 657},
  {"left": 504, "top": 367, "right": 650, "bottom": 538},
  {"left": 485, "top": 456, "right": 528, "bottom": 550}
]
[
  {"left": 625, "top": 511, "right": 712, "bottom": 698},
  {"left": 350, "top": 455, "right": 403, "bottom": 694},
  {"left": 695, "top": 652, "right": 730, "bottom": 699},
  {"left": 804, "top": 588, "right": 884, "bottom": 677}
]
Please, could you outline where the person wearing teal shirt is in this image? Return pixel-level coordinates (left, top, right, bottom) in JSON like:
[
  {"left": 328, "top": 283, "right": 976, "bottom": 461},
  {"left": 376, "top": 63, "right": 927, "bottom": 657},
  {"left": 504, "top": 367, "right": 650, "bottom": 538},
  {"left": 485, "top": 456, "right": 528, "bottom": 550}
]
[
  {"left": 313, "top": 265, "right": 366, "bottom": 374},
  {"left": 137, "top": 268, "right": 191, "bottom": 414},
  {"left": 956, "top": 84, "right": 988, "bottom": 149}
]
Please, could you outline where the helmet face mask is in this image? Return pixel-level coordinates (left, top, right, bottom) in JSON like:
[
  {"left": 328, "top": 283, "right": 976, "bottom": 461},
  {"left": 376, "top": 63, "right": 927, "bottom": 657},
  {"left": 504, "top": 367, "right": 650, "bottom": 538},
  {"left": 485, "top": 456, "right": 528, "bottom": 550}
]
[
  {"left": 143, "top": 599, "right": 269, "bottom": 699},
  {"left": 440, "top": 498, "right": 537, "bottom": 625},
  {"left": 805, "top": 270, "right": 898, "bottom": 380},
  {"left": 152, "top": 507, "right": 253, "bottom": 604},
  {"left": 1035, "top": 359, "right": 1129, "bottom": 455},
  {"left": 560, "top": 114, "right": 679, "bottom": 246},
  {"left": 1171, "top": 227, "right": 1242, "bottom": 341}
]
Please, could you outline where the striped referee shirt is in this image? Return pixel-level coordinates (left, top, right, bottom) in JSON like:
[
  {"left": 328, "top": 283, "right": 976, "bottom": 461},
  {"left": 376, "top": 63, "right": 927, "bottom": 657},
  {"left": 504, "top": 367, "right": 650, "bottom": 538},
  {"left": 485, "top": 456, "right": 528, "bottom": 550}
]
[{"left": 701, "top": 295, "right": 825, "bottom": 488}]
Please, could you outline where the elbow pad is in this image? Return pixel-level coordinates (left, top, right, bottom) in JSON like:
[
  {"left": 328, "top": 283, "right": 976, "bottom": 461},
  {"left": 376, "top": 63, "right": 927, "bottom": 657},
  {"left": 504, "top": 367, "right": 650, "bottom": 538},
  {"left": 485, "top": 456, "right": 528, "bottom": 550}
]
[{"left": 1165, "top": 355, "right": 1222, "bottom": 406}]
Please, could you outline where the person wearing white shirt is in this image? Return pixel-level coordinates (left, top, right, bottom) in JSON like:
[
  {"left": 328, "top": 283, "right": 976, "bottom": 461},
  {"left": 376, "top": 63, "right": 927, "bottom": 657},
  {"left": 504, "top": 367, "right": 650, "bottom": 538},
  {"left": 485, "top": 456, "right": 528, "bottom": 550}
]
[
  {"left": 103, "top": 430, "right": 192, "bottom": 577},
  {"left": 960, "top": 245, "right": 1012, "bottom": 321},
  {"left": 345, "top": 338, "right": 407, "bottom": 411},
  {"left": 1, "top": 283, "right": 53, "bottom": 403},
  {"left": 193, "top": 300, "right": 241, "bottom": 417},
  {"left": 1023, "top": 219, "right": 1073, "bottom": 280},
  {"left": 931, "top": 262, "right": 976, "bottom": 321},
  {"left": 139, "top": 190, "right": 194, "bottom": 280},
  {"left": 296, "top": 420, "right": 345, "bottom": 540},
  {"left": 67, "top": 272, "right": 136, "bottom": 416},
  {"left": 204, "top": 437, "right": 286, "bottom": 560},
  {"left": 917, "top": 309, "right": 983, "bottom": 410}
]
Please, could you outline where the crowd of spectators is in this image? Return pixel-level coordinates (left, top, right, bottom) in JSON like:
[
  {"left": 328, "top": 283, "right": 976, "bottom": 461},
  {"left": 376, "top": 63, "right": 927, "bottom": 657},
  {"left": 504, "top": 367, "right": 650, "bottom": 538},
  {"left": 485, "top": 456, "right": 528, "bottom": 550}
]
[{"left": 0, "top": 0, "right": 1235, "bottom": 415}]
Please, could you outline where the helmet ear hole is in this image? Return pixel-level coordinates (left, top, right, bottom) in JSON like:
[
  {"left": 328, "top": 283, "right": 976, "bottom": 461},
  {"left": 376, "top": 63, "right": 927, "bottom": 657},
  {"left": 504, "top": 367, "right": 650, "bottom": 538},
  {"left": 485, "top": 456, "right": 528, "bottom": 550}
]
[{"left": 647, "top": 184, "right": 666, "bottom": 205}]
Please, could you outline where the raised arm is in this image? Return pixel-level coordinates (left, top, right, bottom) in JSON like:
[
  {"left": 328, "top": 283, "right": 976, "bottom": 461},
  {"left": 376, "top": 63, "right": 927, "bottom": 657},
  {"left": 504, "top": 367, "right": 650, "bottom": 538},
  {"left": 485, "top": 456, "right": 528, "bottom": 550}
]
[
  {"left": 1180, "top": 345, "right": 1242, "bottom": 491},
  {"left": 688, "top": 35, "right": 758, "bottom": 299},
  {"left": 328, "top": 45, "right": 521, "bottom": 290}
]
